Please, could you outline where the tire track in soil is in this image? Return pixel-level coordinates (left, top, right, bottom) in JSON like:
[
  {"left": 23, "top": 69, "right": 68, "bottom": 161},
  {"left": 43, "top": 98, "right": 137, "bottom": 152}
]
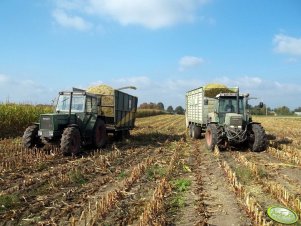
[
  {"left": 192, "top": 139, "right": 252, "bottom": 226},
  {"left": 166, "top": 139, "right": 207, "bottom": 225}
]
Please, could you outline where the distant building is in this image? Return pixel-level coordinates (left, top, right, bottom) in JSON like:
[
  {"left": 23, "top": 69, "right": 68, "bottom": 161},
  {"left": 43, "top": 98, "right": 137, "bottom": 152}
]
[{"left": 294, "top": 112, "right": 301, "bottom": 116}]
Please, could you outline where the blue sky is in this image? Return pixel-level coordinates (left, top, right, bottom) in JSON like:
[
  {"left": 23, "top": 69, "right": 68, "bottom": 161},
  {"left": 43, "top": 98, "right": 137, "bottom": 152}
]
[{"left": 0, "top": 0, "right": 301, "bottom": 109}]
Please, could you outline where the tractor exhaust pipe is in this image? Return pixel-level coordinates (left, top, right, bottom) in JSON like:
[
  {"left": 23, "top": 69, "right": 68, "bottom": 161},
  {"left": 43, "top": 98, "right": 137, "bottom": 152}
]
[
  {"left": 69, "top": 92, "right": 73, "bottom": 124},
  {"left": 236, "top": 87, "right": 239, "bottom": 114}
]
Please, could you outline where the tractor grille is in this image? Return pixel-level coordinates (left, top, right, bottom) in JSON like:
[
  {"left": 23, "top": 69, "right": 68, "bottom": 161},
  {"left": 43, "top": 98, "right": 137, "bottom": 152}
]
[
  {"left": 40, "top": 116, "right": 53, "bottom": 130},
  {"left": 230, "top": 116, "right": 242, "bottom": 127}
]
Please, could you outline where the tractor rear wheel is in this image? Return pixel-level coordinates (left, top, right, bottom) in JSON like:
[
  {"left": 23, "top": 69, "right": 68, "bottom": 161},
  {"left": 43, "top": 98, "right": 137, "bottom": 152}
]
[
  {"left": 60, "top": 127, "right": 81, "bottom": 155},
  {"left": 22, "top": 125, "right": 44, "bottom": 148},
  {"left": 205, "top": 124, "right": 218, "bottom": 151},
  {"left": 93, "top": 119, "right": 108, "bottom": 148},
  {"left": 248, "top": 124, "right": 267, "bottom": 152}
]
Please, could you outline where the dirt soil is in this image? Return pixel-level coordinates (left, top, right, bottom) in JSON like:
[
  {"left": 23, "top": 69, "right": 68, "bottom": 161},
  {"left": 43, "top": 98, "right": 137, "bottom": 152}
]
[{"left": 1, "top": 115, "right": 301, "bottom": 225}]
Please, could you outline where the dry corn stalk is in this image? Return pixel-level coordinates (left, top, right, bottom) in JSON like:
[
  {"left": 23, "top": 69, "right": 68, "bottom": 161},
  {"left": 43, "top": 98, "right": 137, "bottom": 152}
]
[
  {"left": 74, "top": 157, "right": 155, "bottom": 225},
  {"left": 220, "top": 159, "right": 272, "bottom": 225},
  {"left": 267, "top": 146, "right": 301, "bottom": 166},
  {"left": 139, "top": 178, "right": 171, "bottom": 226},
  {"left": 233, "top": 152, "right": 301, "bottom": 220}
]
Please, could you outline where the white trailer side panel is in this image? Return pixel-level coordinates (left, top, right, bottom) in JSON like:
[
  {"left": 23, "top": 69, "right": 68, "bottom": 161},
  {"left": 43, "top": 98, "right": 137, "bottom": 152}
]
[{"left": 186, "top": 87, "right": 204, "bottom": 125}]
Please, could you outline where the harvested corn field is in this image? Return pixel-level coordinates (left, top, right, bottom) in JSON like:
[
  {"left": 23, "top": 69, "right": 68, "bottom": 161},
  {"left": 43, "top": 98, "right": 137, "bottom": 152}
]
[{"left": 0, "top": 115, "right": 301, "bottom": 225}]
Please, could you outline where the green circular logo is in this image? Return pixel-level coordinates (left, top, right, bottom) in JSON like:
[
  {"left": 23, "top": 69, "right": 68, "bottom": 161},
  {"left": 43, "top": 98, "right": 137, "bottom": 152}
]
[{"left": 267, "top": 206, "right": 298, "bottom": 224}]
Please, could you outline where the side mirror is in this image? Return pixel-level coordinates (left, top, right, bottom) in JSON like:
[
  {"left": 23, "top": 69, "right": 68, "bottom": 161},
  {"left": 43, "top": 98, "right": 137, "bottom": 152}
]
[
  {"left": 259, "top": 102, "right": 264, "bottom": 108},
  {"left": 204, "top": 99, "right": 209, "bottom": 105}
]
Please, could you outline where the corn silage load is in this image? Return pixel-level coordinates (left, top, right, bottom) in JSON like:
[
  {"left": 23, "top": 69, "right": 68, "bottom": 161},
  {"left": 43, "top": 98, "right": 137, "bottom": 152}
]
[
  {"left": 87, "top": 84, "right": 114, "bottom": 116},
  {"left": 204, "top": 83, "right": 235, "bottom": 98}
]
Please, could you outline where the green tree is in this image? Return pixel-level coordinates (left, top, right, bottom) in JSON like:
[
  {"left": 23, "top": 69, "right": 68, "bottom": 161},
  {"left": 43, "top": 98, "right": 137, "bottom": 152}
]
[
  {"left": 274, "top": 106, "right": 292, "bottom": 115},
  {"left": 174, "top": 106, "right": 185, "bottom": 115},
  {"left": 167, "top": 105, "right": 174, "bottom": 113},
  {"left": 157, "top": 102, "right": 165, "bottom": 111},
  {"left": 294, "top": 107, "right": 301, "bottom": 112}
]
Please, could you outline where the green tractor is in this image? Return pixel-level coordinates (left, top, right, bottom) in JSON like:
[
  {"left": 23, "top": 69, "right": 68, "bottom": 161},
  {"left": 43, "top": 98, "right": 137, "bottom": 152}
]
[
  {"left": 186, "top": 86, "right": 267, "bottom": 152},
  {"left": 22, "top": 88, "right": 137, "bottom": 155},
  {"left": 204, "top": 91, "right": 267, "bottom": 151}
]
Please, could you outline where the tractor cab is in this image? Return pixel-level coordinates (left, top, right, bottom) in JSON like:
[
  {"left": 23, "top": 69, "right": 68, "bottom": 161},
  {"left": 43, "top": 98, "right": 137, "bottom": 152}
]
[{"left": 216, "top": 93, "right": 245, "bottom": 127}]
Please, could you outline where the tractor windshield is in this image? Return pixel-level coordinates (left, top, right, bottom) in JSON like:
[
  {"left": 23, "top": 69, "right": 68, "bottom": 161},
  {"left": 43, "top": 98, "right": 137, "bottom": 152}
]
[
  {"left": 219, "top": 97, "right": 244, "bottom": 113},
  {"left": 56, "top": 94, "right": 85, "bottom": 112}
]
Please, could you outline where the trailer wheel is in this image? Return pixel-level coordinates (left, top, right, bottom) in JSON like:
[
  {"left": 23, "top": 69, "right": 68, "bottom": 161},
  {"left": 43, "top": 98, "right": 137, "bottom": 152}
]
[
  {"left": 192, "top": 125, "right": 201, "bottom": 139},
  {"left": 114, "top": 130, "right": 130, "bottom": 141},
  {"left": 22, "top": 125, "right": 44, "bottom": 148},
  {"left": 248, "top": 124, "right": 267, "bottom": 152},
  {"left": 205, "top": 124, "right": 218, "bottom": 151},
  {"left": 61, "top": 127, "right": 81, "bottom": 155},
  {"left": 188, "top": 124, "right": 193, "bottom": 137},
  {"left": 93, "top": 119, "right": 108, "bottom": 148}
]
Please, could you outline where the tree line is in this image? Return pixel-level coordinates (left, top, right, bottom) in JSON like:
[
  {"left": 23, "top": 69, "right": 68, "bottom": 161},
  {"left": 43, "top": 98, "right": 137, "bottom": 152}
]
[
  {"left": 249, "top": 104, "right": 301, "bottom": 116},
  {"left": 138, "top": 102, "right": 185, "bottom": 115},
  {"left": 139, "top": 102, "right": 301, "bottom": 116}
]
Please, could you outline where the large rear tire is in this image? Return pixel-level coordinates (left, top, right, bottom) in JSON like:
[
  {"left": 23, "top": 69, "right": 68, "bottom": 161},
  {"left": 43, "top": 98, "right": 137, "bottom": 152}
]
[
  {"left": 248, "top": 124, "right": 267, "bottom": 152},
  {"left": 205, "top": 124, "right": 218, "bottom": 151},
  {"left": 60, "top": 127, "right": 81, "bottom": 155},
  {"left": 93, "top": 119, "right": 108, "bottom": 148},
  {"left": 22, "top": 125, "right": 44, "bottom": 148}
]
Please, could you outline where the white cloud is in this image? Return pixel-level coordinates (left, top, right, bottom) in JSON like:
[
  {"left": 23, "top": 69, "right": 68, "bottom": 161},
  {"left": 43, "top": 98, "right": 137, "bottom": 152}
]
[
  {"left": 0, "top": 74, "right": 9, "bottom": 82},
  {"left": 212, "top": 76, "right": 301, "bottom": 109},
  {"left": 179, "top": 56, "right": 204, "bottom": 71},
  {"left": 52, "top": 9, "right": 92, "bottom": 31},
  {"left": 0, "top": 74, "right": 56, "bottom": 104},
  {"left": 113, "top": 76, "right": 152, "bottom": 89},
  {"left": 286, "top": 57, "right": 298, "bottom": 64},
  {"left": 273, "top": 34, "right": 301, "bottom": 56},
  {"left": 53, "top": 0, "right": 210, "bottom": 30}
]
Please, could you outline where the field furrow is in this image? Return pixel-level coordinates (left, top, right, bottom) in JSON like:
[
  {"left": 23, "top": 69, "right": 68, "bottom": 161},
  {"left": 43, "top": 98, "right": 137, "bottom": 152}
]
[{"left": 1, "top": 115, "right": 301, "bottom": 225}]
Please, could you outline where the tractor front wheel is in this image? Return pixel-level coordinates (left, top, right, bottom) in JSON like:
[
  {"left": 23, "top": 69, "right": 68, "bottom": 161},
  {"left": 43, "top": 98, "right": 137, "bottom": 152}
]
[
  {"left": 248, "top": 124, "right": 267, "bottom": 152},
  {"left": 93, "top": 119, "right": 108, "bottom": 148},
  {"left": 22, "top": 125, "right": 44, "bottom": 148},
  {"left": 60, "top": 127, "right": 81, "bottom": 155},
  {"left": 205, "top": 124, "right": 218, "bottom": 151}
]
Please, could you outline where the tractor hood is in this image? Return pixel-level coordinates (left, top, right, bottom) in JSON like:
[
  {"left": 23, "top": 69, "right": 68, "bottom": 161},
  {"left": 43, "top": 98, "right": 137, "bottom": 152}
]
[
  {"left": 39, "top": 113, "right": 77, "bottom": 131},
  {"left": 224, "top": 113, "right": 243, "bottom": 128}
]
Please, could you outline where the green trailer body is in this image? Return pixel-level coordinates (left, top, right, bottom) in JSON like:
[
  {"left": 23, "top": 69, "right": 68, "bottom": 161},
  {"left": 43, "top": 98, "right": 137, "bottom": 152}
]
[{"left": 101, "top": 90, "right": 138, "bottom": 132}]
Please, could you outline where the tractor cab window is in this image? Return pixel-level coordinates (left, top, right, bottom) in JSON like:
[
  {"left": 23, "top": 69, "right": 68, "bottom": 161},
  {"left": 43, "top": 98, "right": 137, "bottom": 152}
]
[
  {"left": 56, "top": 94, "right": 85, "bottom": 112},
  {"left": 219, "top": 98, "right": 244, "bottom": 113}
]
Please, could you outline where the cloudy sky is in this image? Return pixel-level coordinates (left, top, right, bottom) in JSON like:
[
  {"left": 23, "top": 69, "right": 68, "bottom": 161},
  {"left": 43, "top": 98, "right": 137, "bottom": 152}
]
[{"left": 0, "top": 0, "right": 300, "bottom": 109}]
